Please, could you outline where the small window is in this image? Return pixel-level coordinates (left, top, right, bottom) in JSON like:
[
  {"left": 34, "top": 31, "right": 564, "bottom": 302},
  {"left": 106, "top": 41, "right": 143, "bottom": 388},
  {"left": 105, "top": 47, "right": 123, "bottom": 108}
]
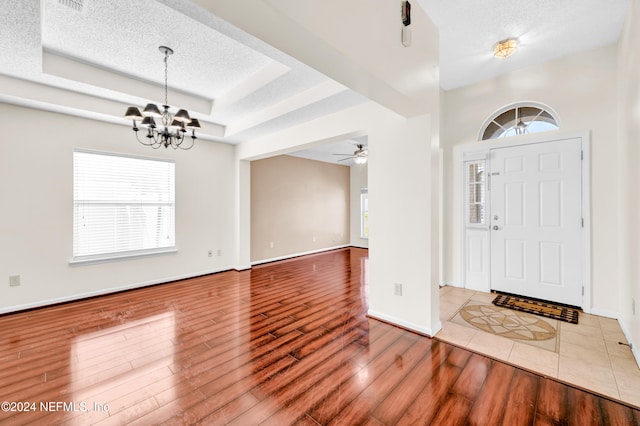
[
  {"left": 360, "top": 188, "right": 369, "bottom": 238},
  {"left": 466, "top": 161, "right": 486, "bottom": 225},
  {"left": 73, "top": 150, "right": 176, "bottom": 262},
  {"left": 480, "top": 103, "right": 559, "bottom": 140}
]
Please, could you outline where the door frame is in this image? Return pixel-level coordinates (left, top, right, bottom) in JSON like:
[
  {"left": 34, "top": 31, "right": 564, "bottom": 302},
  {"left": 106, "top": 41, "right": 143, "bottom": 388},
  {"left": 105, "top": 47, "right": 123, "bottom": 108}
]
[{"left": 459, "top": 131, "right": 592, "bottom": 312}]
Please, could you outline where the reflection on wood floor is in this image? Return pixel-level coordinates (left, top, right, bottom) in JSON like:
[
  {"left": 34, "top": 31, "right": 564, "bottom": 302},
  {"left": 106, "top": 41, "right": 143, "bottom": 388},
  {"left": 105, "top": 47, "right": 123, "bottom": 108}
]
[{"left": 1, "top": 247, "right": 638, "bottom": 425}]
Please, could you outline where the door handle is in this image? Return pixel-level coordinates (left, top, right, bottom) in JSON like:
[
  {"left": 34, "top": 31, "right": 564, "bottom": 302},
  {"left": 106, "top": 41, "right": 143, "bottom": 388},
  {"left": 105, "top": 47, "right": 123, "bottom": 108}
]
[{"left": 493, "top": 225, "right": 500, "bottom": 231}]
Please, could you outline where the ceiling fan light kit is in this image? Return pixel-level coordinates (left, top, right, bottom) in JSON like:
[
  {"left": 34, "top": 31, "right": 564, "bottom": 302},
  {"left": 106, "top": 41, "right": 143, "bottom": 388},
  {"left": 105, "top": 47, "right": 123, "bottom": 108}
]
[
  {"left": 353, "top": 154, "right": 367, "bottom": 165},
  {"left": 334, "top": 144, "right": 368, "bottom": 165},
  {"left": 124, "top": 46, "right": 200, "bottom": 150}
]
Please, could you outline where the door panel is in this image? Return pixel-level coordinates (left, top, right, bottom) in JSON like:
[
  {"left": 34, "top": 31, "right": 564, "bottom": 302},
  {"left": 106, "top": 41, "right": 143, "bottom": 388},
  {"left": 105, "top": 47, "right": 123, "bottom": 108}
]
[
  {"left": 505, "top": 183, "right": 524, "bottom": 225},
  {"left": 490, "top": 138, "right": 582, "bottom": 306},
  {"left": 505, "top": 239, "right": 524, "bottom": 279}
]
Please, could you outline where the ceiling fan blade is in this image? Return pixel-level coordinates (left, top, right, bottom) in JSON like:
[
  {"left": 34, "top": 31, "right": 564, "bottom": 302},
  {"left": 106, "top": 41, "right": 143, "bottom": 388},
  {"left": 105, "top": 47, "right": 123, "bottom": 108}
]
[
  {"left": 338, "top": 157, "right": 354, "bottom": 162},
  {"left": 332, "top": 153, "right": 353, "bottom": 156}
]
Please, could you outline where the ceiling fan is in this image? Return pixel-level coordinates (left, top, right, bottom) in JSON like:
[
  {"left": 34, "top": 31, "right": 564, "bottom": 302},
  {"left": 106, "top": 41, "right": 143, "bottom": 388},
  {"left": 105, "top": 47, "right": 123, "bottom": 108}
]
[{"left": 333, "top": 144, "right": 368, "bottom": 165}]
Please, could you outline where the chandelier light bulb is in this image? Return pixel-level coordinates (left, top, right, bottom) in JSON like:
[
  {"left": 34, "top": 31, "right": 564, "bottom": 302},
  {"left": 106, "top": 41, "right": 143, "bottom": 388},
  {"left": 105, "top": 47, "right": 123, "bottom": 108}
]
[{"left": 354, "top": 155, "right": 367, "bottom": 165}]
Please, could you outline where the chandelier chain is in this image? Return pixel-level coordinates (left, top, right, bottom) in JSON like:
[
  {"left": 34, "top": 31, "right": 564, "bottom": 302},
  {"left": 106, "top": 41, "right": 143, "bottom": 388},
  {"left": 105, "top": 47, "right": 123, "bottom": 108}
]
[{"left": 164, "top": 52, "right": 168, "bottom": 107}]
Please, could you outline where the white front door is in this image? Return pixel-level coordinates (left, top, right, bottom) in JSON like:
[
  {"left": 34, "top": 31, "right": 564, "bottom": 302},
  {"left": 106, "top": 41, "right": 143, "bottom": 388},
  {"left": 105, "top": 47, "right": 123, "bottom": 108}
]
[{"left": 490, "top": 138, "right": 583, "bottom": 306}]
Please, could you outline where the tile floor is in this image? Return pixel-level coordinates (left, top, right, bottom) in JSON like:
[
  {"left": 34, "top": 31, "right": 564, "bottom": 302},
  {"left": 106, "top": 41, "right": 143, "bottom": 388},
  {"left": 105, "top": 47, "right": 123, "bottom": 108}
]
[{"left": 436, "top": 286, "right": 640, "bottom": 408}]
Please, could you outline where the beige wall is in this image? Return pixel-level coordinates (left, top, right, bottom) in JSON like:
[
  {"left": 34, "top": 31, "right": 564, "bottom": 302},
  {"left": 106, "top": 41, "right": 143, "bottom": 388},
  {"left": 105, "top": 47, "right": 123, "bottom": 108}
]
[
  {"left": 617, "top": 0, "right": 640, "bottom": 362},
  {"left": 441, "top": 44, "right": 620, "bottom": 315},
  {"left": 250, "top": 155, "right": 350, "bottom": 262}
]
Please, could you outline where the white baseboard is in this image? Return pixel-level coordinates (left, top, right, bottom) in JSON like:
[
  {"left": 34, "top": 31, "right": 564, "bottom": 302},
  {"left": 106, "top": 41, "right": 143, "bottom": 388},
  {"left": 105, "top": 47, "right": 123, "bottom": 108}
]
[
  {"left": 618, "top": 319, "right": 640, "bottom": 369},
  {"left": 440, "top": 281, "right": 463, "bottom": 288},
  {"left": 367, "top": 309, "right": 442, "bottom": 337},
  {"left": 589, "top": 307, "right": 619, "bottom": 319},
  {"left": 1, "top": 247, "right": 354, "bottom": 314},
  {"left": 234, "top": 264, "right": 252, "bottom": 271},
  {"left": 0, "top": 266, "right": 234, "bottom": 315},
  {"left": 350, "top": 243, "right": 369, "bottom": 249},
  {"left": 250, "top": 245, "right": 350, "bottom": 266}
]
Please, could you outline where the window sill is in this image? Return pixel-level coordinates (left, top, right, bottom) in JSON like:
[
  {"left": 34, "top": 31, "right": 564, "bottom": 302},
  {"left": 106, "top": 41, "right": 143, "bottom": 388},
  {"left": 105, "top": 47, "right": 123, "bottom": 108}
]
[{"left": 70, "top": 248, "right": 177, "bottom": 266}]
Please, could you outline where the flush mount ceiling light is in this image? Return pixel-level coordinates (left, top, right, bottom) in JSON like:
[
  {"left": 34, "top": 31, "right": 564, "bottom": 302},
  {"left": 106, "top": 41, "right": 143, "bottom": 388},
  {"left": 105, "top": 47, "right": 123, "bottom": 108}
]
[
  {"left": 493, "top": 38, "right": 518, "bottom": 59},
  {"left": 124, "top": 46, "right": 200, "bottom": 150}
]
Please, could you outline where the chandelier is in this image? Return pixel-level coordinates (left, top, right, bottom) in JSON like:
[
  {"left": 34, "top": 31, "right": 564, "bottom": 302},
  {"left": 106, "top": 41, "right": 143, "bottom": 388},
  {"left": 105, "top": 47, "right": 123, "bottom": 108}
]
[{"left": 124, "top": 46, "right": 200, "bottom": 150}]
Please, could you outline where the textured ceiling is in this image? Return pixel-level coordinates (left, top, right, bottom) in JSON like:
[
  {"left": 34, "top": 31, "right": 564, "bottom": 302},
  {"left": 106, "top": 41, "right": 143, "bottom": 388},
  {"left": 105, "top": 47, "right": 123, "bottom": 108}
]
[
  {"left": 0, "top": 0, "right": 631, "bottom": 164},
  {"left": 417, "top": 0, "right": 630, "bottom": 90},
  {"left": 42, "top": 0, "right": 272, "bottom": 99}
]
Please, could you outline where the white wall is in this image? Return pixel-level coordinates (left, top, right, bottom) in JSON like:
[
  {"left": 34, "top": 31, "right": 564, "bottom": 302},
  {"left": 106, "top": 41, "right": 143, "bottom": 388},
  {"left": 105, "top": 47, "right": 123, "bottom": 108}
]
[
  {"left": 441, "top": 44, "right": 620, "bottom": 315},
  {"left": 617, "top": 0, "right": 640, "bottom": 363},
  {"left": 368, "top": 113, "right": 440, "bottom": 335},
  {"left": 350, "top": 163, "right": 368, "bottom": 248},
  {"left": 0, "top": 104, "right": 237, "bottom": 313}
]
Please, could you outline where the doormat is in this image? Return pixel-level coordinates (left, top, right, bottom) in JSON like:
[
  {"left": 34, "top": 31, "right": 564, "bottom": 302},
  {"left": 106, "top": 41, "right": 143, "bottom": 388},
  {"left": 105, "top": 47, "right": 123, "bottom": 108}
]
[{"left": 492, "top": 294, "right": 579, "bottom": 324}]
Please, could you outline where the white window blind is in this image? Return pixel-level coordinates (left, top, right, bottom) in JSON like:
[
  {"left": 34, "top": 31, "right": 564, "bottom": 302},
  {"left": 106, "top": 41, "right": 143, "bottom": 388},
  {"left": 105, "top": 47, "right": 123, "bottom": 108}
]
[
  {"left": 465, "top": 160, "right": 486, "bottom": 225},
  {"left": 73, "top": 150, "right": 175, "bottom": 262}
]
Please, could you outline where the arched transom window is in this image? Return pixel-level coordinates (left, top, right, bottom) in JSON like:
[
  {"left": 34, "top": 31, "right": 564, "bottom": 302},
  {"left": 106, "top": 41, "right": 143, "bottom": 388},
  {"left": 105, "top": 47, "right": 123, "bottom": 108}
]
[{"left": 480, "top": 103, "right": 559, "bottom": 140}]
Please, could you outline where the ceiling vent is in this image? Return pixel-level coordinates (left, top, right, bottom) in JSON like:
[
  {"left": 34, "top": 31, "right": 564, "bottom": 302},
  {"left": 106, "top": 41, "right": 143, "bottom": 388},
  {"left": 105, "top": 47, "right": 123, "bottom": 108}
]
[{"left": 58, "top": 0, "right": 84, "bottom": 12}]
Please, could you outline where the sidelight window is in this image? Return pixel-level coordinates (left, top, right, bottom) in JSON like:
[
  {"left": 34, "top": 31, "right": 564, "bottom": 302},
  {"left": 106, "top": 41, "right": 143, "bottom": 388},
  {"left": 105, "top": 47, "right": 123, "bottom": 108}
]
[{"left": 466, "top": 160, "right": 486, "bottom": 225}]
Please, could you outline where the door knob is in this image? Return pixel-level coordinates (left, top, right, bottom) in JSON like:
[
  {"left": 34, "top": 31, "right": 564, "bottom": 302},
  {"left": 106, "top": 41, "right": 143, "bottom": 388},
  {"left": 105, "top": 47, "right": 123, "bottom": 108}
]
[{"left": 493, "top": 225, "right": 499, "bottom": 230}]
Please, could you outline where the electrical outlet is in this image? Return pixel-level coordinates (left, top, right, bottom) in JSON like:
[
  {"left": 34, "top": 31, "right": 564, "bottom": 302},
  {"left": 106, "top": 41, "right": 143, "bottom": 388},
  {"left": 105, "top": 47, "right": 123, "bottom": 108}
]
[
  {"left": 217, "top": 249, "right": 222, "bottom": 257},
  {"left": 208, "top": 250, "right": 213, "bottom": 258},
  {"left": 269, "top": 242, "right": 274, "bottom": 249},
  {"left": 9, "top": 275, "right": 20, "bottom": 287},
  {"left": 394, "top": 283, "right": 403, "bottom": 296}
]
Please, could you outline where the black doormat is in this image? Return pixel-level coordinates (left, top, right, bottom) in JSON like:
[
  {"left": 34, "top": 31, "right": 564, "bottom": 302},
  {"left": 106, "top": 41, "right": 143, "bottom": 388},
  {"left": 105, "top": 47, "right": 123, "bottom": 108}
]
[{"left": 492, "top": 294, "right": 579, "bottom": 324}]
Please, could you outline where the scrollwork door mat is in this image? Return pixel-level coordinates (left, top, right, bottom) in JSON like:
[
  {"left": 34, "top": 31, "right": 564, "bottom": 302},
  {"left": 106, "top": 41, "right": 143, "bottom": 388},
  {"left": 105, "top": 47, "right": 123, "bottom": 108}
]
[{"left": 492, "top": 294, "right": 579, "bottom": 324}]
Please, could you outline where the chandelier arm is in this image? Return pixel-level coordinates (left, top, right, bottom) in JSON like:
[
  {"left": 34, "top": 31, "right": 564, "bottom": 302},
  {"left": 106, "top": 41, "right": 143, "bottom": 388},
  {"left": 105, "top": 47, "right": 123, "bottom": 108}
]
[
  {"left": 172, "top": 131, "right": 184, "bottom": 149},
  {"left": 135, "top": 128, "right": 164, "bottom": 149},
  {"left": 178, "top": 135, "right": 195, "bottom": 150},
  {"left": 134, "top": 129, "right": 152, "bottom": 146}
]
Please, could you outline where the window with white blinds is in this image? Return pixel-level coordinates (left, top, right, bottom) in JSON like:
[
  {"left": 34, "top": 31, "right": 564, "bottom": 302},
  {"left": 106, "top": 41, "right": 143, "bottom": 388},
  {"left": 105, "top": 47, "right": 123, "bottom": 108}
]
[
  {"left": 465, "top": 160, "right": 486, "bottom": 225},
  {"left": 73, "top": 150, "right": 175, "bottom": 262}
]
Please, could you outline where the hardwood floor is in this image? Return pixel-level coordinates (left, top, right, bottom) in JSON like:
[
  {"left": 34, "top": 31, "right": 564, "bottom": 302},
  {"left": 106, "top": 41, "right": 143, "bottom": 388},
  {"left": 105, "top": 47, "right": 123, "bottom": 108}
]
[{"left": 1, "top": 247, "right": 638, "bottom": 425}]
